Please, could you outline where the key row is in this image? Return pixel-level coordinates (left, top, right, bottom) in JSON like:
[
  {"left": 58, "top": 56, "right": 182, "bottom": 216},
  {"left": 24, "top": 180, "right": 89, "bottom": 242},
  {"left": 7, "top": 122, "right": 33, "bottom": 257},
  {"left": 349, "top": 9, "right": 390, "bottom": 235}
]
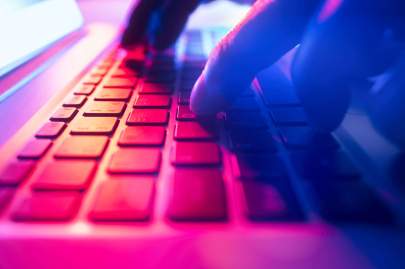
[
  {"left": 2, "top": 167, "right": 308, "bottom": 223},
  {"left": 13, "top": 108, "right": 217, "bottom": 181},
  {"left": 1, "top": 148, "right": 393, "bottom": 224},
  {"left": 38, "top": 102, "right": 172, "bottom": 140},
  {"left": 6, "top": 168, "right": 228, "bottom": 222},
  {"left": 67, "top": 82, "right": 173, "bottom": 113},
  {"left": 0, "top": 140, "right": 222, "bottom": 189}
]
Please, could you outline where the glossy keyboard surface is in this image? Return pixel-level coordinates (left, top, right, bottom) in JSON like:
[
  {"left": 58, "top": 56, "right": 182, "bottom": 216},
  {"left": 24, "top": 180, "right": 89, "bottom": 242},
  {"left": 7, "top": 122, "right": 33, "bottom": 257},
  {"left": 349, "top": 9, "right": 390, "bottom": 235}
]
[{"left": 0, "top": 30, "right": 395, "bottom": 226}]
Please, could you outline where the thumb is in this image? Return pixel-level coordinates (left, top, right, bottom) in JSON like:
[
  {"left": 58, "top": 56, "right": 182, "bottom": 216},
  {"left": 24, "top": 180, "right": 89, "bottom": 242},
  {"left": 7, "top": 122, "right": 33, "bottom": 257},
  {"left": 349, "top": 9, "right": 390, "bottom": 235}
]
[{"left": 190, "top": 0, "right": 320, "bottom": 115}]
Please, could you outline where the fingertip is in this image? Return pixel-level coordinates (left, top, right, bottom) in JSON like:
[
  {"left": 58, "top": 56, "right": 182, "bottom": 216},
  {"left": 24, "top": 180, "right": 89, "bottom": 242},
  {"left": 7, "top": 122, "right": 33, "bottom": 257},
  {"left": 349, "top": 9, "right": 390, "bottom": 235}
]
[{"left": 190, "top": 73, "right": 230, "bottom": 116}]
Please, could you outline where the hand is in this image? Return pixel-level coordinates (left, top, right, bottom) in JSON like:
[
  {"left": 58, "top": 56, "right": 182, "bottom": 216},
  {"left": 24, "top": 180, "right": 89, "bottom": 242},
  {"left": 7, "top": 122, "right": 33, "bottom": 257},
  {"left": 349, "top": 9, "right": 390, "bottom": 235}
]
[
  {"left": 121, "top": 0, "right": 200, "bottom": 49},
  {"left": 122, "top": 0, "right": 254, "bottom": 50},
  {"left": 189, "top": 0, "right": 405, "bottom": 147}
]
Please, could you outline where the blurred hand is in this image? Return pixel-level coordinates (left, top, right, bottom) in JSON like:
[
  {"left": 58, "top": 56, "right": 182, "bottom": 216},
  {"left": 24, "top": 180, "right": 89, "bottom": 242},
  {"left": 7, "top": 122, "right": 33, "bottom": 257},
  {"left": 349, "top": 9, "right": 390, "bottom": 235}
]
[{"left": 121, "top": 0, "right": 252, "bottom": 49}]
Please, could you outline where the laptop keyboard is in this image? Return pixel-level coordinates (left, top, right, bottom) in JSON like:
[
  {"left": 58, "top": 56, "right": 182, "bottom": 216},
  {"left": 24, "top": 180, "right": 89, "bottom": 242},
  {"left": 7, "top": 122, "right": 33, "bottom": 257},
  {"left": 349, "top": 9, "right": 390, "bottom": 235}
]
[{"left": 0, "top": 30, "right": 394, "bottom": 225}]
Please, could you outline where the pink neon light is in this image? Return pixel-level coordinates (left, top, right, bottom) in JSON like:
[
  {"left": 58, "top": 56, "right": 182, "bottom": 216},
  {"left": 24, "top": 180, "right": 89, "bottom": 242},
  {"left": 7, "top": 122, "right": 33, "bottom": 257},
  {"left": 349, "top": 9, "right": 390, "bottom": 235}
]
[{"left": 318, "top": 0, "right": 343, "bottom": 22}]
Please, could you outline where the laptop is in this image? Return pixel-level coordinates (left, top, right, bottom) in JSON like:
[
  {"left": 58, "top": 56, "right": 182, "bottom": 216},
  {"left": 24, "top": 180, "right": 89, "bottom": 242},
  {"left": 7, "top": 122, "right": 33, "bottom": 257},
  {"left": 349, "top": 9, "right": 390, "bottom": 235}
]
[{"left": 0, "top": 1, "right": 404, "bottom": 268}]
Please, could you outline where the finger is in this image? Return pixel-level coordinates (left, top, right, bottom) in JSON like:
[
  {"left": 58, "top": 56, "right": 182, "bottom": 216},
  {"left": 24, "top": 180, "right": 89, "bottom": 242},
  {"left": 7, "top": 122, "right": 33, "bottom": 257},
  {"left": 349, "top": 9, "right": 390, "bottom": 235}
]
[
  {"left": 368, "top": 2, "right": 405, "bottom": 148},
  {"left": 291, "top": 0, "right": 399, "bottom": 131},
  {"left": 368, "top": 54, "right": 405, "bottom": 148},
  {"left": 190, "top": 0, "right": 321, "bottom": 115},
  {"left": 121, "top": 0, "right": 165, "bottom": 48},
  {"left": 153, "top": 0, "right": 200, "bottom": 50}
]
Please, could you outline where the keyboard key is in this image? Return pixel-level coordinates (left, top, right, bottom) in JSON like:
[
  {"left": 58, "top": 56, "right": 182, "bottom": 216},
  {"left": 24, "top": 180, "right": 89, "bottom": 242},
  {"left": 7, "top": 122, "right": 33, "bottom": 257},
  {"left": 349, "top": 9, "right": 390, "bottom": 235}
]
[
  {"left": 90, "top": 178, "right": 155, "bottom": 221},
  {"left": 0, "top": 188, "right": 14, "bottom": 212},
  {"left": 313, "top": 181, "right": 392, "bottom": 223},
  {"left": 178, "top": 92, "right": 190, "bottom": 105},
  {"left": 118, "top": 126, "right": 166, "bottom": 146},
  {"left": 108, "top": 149, "right": 161, "bottom": 174},
  {"left": 18, "top": 139, "right": 52, "bottom": 160},
  {"left": 180, "top": 64, "right": 199, "bottom": 75},
  {"left": 32, "top": 160, "right": 96, "bottom": 191},
  {"left": 120, "top": 59, "right": 143, "bottom": 71},
  {"left": 126, "top": 109, "right": 169, "bottom": 125},
  {"left": 184, "top": 48, "right": 205, "bottom": 60},
  {"left": 180, "top": 72, "right": 201, "bottom": 84},
  {"left": 270, "top": 107, "right": 308, "bottom": 126},
  {"left": 102, "top": 77, "right": 136, "bottom": 88},
  {"left": 63, "top": 95, "right": 87, "bottom": 108},
  {"left": 146, "top": 71, "right": 174, "bottom": 79},
  {"left": 226, "top": 111, "right": 268, "bottom": 129},
  {"left": 133, "top": 95, "right": 171, "bottom": 108},
  {"left": 148, "top": 62, "right": 175, "bottom": 70},
  {"left": 229, "top": 97, "right": 260, "bottom": 111},
  {"left": 290, "top": 151, "right": 361, "bottom": 181},
  {"left": 264, "top": 93, "right": 301, "bottom": 107},
  {"left": 55, "top": 136, "right": 109, "bottom": 159},
  {"left": 95, "top": 89, "right": 132, "bottom": 101},
  {"left": 174, "top": 121, "right": 217, "bottom": 141},
  {"left": 229, "top": 130, "right": 277, "bottom": 153},
  {"left": 179, "top": 80, "right": 197, "bottom": 92},
  {"left": 144, "top": 73, "right": 175, "bottom": 84},
  {"left": 50, "top": 107, "right": 78, "bottom": 122},
  {"left": 146, "top": 70, "right": 175, "bottom": 80},
  {"left": 235, "top": 153, "right": 287, "bottom": 179},
  {"left": 150, "top": 60, "right": 175, "bottom": 70},
  {"left": 180, "top": 74, "right": 202, "bottom": 85},
  {"left": 35, "top": 122, "right": 66, "bottom": 139},
  {"left": 259, "top": 76, "right": 301, "bottom": 106},
  {"left": 280, "top": 127, "right": 339, "bottom": 150},
  {"left": 97, "top": 61, "right": 112, "bottom": 69},
  {"left": 180, "top": 82, "right": 199, "bottom": 92},
  {"left": 82, "top": 75, "right": 102, "bottom": 85},
  {"left": 100, "top": 56, "right": 114, "bottom": 64},
  {"left": 70, "top": 117, "right": 118, "bottom": 135},
  {"left": 110, "top": 67, "right": 138, "bottom": 78},
  {"left": 241, "top": 178, "right": 303, "bottom": 221},
  {"left": 0, "top": 161, "right": 35, "bottom": 186},
  {"left": 148, "top": 65, "right": 176, "bottom": 74},
  {"left": 171, "top": 142, "right": 221, "bottom": 166},
  {"left": 139, "top": 83, "right": 173, "bottom": 94},
  {"left": 180, "top": 73, "right": 199, "bottom": 85},
  {"left": 84, "top": 101, "right": 126, "bottom": 117},
  {"left": 89, "top": 66, "right": 109, "bottom": 76},
  {"left": 12, "top": 192, "right": 81, "bottom": 221},
  {"left": 153, "top": 52, "right": 175, "bottom": 63},
  {"left": 74, "top": 85, "right": 95, "bottom": 95},
  {"left": 176, "top": 105, "right": 197, "bottom": 121},
  {"left": 168, "top": 169, "right": 227, "bottom": 221}
]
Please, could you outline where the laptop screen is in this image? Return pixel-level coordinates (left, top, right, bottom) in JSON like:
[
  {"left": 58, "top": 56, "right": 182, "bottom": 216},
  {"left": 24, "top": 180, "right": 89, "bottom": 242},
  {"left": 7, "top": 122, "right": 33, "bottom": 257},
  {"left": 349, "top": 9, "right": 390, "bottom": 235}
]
[{"left": 0, "top": 0, "right": 83, "bottom": 77}]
